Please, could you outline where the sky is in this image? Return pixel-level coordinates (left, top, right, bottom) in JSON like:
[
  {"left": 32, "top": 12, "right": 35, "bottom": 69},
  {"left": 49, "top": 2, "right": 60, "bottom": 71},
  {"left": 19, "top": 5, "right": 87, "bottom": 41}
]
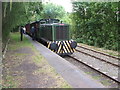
[{"left": 43, "top": 0, "right": 73, "bottom": 12}]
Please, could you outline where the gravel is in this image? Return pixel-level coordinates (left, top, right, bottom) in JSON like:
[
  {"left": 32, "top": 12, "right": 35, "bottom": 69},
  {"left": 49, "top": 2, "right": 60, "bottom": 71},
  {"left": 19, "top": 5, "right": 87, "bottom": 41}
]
[
  {"left": 76, "top": 47, "right": 119, "bottom": 65},
  {"left": 71, "top": 51, "right": 119, "bottom": 81},
  {"left": 63, "top": 56, "right": 118, "bottom": 88}
]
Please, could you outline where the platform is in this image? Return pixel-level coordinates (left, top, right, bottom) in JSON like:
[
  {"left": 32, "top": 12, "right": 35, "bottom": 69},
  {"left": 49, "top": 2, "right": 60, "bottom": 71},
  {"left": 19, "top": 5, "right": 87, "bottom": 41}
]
[{"left": 27, "top": 35, "right": 105, "bottom": 88}]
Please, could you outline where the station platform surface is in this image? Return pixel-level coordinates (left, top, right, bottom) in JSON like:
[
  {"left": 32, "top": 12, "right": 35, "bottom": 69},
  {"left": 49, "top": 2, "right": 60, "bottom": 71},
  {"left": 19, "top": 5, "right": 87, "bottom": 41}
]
[{"left": 27, "top": 35, "right": 105, "bottom": 88}]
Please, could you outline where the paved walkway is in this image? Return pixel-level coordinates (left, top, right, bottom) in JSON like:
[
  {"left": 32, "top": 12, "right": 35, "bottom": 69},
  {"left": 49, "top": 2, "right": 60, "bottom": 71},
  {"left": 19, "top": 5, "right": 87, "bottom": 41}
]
[{"left": 27, "top": 35, "right": 105, "bottom": 88}]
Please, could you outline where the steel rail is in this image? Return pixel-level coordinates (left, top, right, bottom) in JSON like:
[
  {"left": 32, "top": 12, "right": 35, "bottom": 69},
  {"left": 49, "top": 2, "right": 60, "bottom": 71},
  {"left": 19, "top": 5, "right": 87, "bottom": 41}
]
[
  {"left": 77, "top": 45, "right": 120, "bottom": 60},
  {"left": 68, "top": 55, "right": 120, "bottom": 84},
  {"left": 75, "top": 49, "right": 120, "bottom": 68}
]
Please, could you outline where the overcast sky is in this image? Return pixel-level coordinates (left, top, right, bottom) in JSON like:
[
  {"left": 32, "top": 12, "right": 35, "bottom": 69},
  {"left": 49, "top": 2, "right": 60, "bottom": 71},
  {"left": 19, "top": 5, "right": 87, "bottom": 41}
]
[{"left": 47, "top": 0, "right": 73, "bottom": 12}]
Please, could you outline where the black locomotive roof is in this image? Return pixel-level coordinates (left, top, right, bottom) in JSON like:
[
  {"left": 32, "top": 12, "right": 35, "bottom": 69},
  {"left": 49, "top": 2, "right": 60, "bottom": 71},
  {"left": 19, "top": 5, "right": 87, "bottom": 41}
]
[
  {"left": 40, "top": 19, "right": 60, "bottom": 22},
  {"left": 40, "top": 23, "right": 69, "bottom": 26},
  {"left": 29, "top": 19, "right": 68, "bottom": 26},
  {"left": 39, "top": 19, "right": 69, "bottom": 26},
  {"left": 39, "top": 19, "right": 60, "bottom": 24}
]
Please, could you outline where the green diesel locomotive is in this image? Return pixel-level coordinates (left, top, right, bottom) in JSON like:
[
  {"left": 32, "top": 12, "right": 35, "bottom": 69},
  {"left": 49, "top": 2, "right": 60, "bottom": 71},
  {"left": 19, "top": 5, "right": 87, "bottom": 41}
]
[{"left": 25, "top": 19, "right": 77, "bottom": 55}]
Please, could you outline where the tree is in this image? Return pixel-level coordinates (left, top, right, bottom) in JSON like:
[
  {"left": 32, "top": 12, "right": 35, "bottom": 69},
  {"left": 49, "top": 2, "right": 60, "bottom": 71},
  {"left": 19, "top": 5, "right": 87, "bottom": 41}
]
[
  {"left": 71, "top": 2, "right": 119, "bottom": 51},
  {"left": 41, "top": 3, "right": 66, "bottom": 19},
  {"left": 2, "top": 2, "right": 43, "bottom": 50}
]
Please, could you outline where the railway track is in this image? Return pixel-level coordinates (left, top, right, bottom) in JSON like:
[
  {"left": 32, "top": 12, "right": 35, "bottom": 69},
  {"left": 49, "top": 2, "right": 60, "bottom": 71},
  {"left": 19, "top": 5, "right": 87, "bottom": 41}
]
[
  {"left": 66, "top": 45, "right": 120, "bottom": 83},
  {"left": 75, "top": 49, "right": 120, "bottom": 68},
  {"left": 76, "top": 45, "right": 120, "bottom": 68},
  {"left": 67, "top": 55, "right": 120, "bottom": 84},
  {"left": 77, "top": 45, "right": 120, "bottom": 61},
  {"left": 74, "top": 45, "right": 120, "bottom": 83}
]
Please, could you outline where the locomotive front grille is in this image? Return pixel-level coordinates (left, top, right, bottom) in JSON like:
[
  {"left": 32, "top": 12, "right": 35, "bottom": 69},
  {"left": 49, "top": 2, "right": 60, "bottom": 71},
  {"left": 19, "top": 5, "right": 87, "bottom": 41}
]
[{"left": 55, "top": 26, "right": 69, "bottom": 40}]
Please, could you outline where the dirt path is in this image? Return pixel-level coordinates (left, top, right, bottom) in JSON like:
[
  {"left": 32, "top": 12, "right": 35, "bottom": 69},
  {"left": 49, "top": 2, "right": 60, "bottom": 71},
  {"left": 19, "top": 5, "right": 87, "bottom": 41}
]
[{"left": 2, "top": 33, "right": 71, "bottom": 88}]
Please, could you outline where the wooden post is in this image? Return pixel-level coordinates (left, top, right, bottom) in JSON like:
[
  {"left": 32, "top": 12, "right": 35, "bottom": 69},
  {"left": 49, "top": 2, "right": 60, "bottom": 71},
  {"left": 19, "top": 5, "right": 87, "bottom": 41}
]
[{"left": 20, "top": 27, "right": 23, "bottom": 41}]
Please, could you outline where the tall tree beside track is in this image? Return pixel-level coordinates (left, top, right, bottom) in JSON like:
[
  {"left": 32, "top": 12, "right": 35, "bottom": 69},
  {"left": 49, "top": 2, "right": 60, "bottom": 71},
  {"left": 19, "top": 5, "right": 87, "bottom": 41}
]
[
  {"left": 2, "top": 2, "right": 43, "bottom": 50},
  {"left": 71, "top": 2, "right": 119, "bottom": 51},
  {"left": 41, "top": 3, "right": 66, "bottom": 19}
]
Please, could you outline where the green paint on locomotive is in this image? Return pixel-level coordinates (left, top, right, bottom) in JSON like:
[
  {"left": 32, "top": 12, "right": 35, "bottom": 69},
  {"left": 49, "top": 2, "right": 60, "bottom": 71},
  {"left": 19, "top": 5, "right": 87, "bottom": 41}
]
[
  {"left": 52, "top": 25, "right": 55, "bottom": 41},
  {"left": 39, "top": 23, "right": 70, "bottom": 41}
]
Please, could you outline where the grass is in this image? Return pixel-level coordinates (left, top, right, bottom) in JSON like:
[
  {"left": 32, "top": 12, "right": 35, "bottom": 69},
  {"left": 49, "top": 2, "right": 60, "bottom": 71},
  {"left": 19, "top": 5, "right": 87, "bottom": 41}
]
[
  {"left": 92, "top": 75, "right": 100, "bottom": 80},
  {"left": 85, "top": 71, "right": 92, "bottom": 74},
  {"left": 2, "top": 32, "right": 38, "bottom": 88},
  {"left": 33, "top": 54, "right": 44, "bottom": 64},
  {"left": 101, "top": 80, "right": 111, "bottom": 86},
  {"left": 2, "top": 75, "right": 19, "bottom": 88},
  {"left": 9, "top": 32, "right": 34, "bottom": 51},
  {"left": 3, "top": 32, "right": 72, "bottom": 88},
  {"left": 14, "top": 53, "right": 29, "bottom": 56},
  {"left": 32, "top": 51, "right": 71, "bottom": 88}
]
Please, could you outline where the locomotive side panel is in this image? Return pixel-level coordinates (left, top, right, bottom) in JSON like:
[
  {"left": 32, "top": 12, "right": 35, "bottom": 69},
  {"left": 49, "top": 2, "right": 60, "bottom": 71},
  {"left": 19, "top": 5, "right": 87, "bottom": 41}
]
[{"left": 40, "top": 25, "right": 53, "bottom": 41}]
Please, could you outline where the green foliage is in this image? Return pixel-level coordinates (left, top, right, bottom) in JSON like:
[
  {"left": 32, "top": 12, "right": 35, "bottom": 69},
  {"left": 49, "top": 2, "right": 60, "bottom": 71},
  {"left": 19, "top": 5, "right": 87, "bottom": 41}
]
[
  {"left": 2, "top": 2, "right": 43, "bottom": 50},
  {"left": 24, "top": 2, "right": 43, "bottom": 21},
  {"left": 41, "top": 3, "right": 66, "bottom": 19},
  {"left": 71, "top": 2, "right": 119, "bottom": 51}
]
